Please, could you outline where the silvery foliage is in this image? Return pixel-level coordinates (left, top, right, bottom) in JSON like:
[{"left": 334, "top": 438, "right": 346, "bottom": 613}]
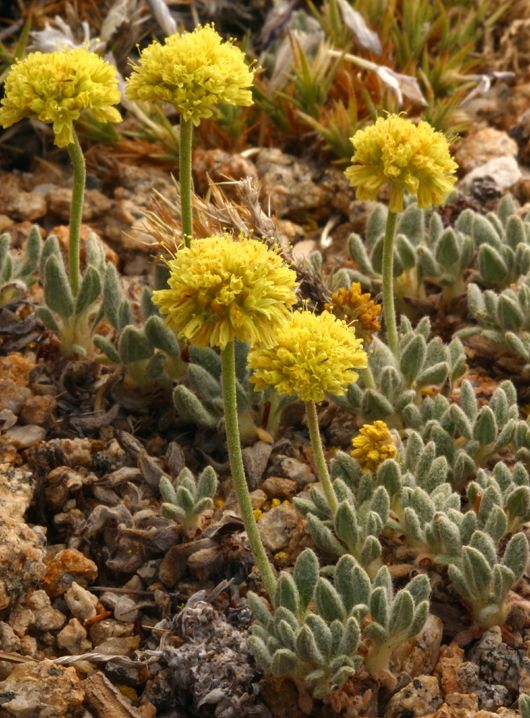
[
  {"left": 346, "top": 194, "right": 529, "bottom": 301},
  {"left": 520, "top": 694, "right": 530, "bottom": 718},
  {"left": 294, "top": 440, "right": 451, "bottom": 574},
  {"left": 248, "top": 549, "right": 429, "bottom": 694},
  {"left": 0, "top": 226, "right": 42, "bottom": 309},
  {"left": 173, "top": 340, "right": 293, "bottom": 441},
  {"left": 448, "top": 529, "right": 528, "bottom": 628},
  {"left": 160, "top": 465, "right": 217, "bottom": 531},
  {"left": 331, "top": 315, "right": 466, "bottom": 426},
  {"left": 38, "top": 232, "right": 110, "bottom": 358},
  {"left": 460, "top": 273, "right": 530, "bottom": 369},
  {"left": 93, "top": 274, "right": 186, "bottom": 386},
  {"left": 402, "top": 379, "right": 518, "bottom": 486},
  {"left": 467, "top": 462, "right": 530, "bottom": 537}
]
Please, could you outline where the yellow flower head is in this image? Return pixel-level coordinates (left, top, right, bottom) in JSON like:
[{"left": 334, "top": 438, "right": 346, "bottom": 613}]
[
  {"left": 0, "top": 48, "right": 122, "bottom": 147},
  {"left": 125, "top": 25, "right": 255, "bottom": 126},
  {"left": 247, "top": 310, "right": 367, "bottom": 404},
  {"left": 351, "top": 421, "right": 397, "bottom": 474},
  {"left": 152, "top": 232, "right": 298, "bottom": 350},
  {"left": 325, "top": 283, "right": 381, "bottom": 344},
  {"left": 345, "top": 115, "right": 458, "bottom": 214}
]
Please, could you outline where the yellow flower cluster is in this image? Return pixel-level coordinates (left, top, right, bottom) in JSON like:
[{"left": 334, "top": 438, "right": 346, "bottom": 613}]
[
  {"left": 248, "top": 310, "right": 367, "bottom": 403},
  {"left": 125, "top": 25, "right": 255, "bottom": 125},
  {"left": 351, "top": 420, "right": 397, "bottom": 473},
  {"left": 345, "top": 115, "right": 458, "bottom": 214},
  {"left": 0, "top": 48, "right": 121, "bottom": 147},
  {"left": 325, "top": 283, "right": 381, "bottom": 344},
  {"left": 152, "top": 233, "right": 298, "bottom": 350}
]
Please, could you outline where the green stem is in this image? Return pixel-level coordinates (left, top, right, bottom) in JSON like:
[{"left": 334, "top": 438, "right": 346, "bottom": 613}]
[
  {"left": 305, "top": 401, "right": 338, "bottom": 514},
  {"left": 67, "top": 129, "right": 86, "bottom": 297},
  {"left": 179, "top": 117, "right": 193, "bottom": 248},
  {"left": 361, "top": 365, "right": 375, "bottom": 390},
  {"left": 382, "top": 210, "right": 399, "bottom": 355},
  {"left": 221, "top": 341, "right": 276, "bottom": 600}
]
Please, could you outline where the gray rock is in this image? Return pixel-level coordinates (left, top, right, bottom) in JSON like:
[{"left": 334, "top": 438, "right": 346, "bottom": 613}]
[
  {"left": 473, "top": 681, "right": 512, "bottom": 711},
  {"left": 384, "top": 675, "right": 443, "bottom": 718},
  {"left": 460, "top": 155, "right": 522, "bottom": 194},
  {"left": 272, "top": 455, "right": 316, "bottom": 488},
  {"left": 242, "top": 441, "right": 273, "bottom": 490},
  {"left": 257, "top": 503, "right": 301, "bottom": 553}
]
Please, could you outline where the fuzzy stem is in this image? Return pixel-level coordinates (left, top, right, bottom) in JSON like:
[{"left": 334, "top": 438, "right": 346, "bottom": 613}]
[
  {"left": 382, "top": 210, "right": 399, "bottom": 356},
  {"left": 361, "top": 365, "right": 375, "bottom": 390},
  {"left": 305, "top": 401, "right": 339, "bottom": 514},
  {"left": 179, "top": 117, "right": 193, "bottom": 248},
  {"left": 221, "top": 341, "right": 276, "bottom": 600},
  {"left": 67, "top": 129, "right": 86, "bottom": 297}
]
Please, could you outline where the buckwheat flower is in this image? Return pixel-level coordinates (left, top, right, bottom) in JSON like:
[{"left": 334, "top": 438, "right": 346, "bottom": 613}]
[
  {"left": 125, "top": 25, "right": 255, "bottom": 126},
  {"left": 152, "top": 233, "right": 297, "bottom": 350},
  {"left": 325, "top": 282, "right": 381, "bottom": 344},
  {"left": 248, "top": 310, "right": 367, "bottom": 403},
  {"left": 0, "top": 48, "right": 122, "bottom": 147},
  {"left": 351, "top": 420, "right": 397, "bottom": 473},
  {"left": 345, "top": 115, "right": 458, "bottom": 214}
]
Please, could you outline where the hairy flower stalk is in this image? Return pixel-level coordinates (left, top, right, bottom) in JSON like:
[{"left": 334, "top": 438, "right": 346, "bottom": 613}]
[
  {"left": 0, "top": 47, "right": 121, "bottom": 295},
  {"left": 153, "top": 232, "right": 297, "bottom": 599},
  {"left": 248, "top": 310, "right": 367, "bottom": 514},
  {"left": 345, "top": 115, "right": 457, "bottom": 354},
  {"left": 126, "top": 25, "right": 255, "bottom": 247}
]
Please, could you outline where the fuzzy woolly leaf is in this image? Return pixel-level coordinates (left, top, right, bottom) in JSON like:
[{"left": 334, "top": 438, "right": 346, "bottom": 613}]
[
  {"left": 400, "top": 334, "right": 426, "bottom": 387},
  {"left": 159, "top": 476, "right": 177, "bottom": 505},
  {"left": 502, "top": 532, "right": 529, "bottom": 582},
  {"left": 196, "top": 466, "right": 217, "bottom": 501},
  {"left": 296, "top": 624, "right": 325, "bottom": 665},
  {"left": 294, "top": 549, "right": 319, "bottom": 614},
  {"left": 145, "top": 315, "right": 180, "bottom": 358},
  {"left": 462, "top": 546, "right": 493, "bottom": 597},
  {"left": 340, "top": 616, "right": 360, "bottom": 656},
  {"left": 406, "top": 574, "right": 430, "bottom": 606},
  {"left": 389, "top": 590, "right": 414, "bottom": 636},
  {"left": 173, "top": 385, "right": 218, "bottom": 428},
  {"left": 275, "top": 574, "right": 300, "bottom": 615},
  {"left": 103, "top": 263, "right": 122, "bottom": 329},
  {"left": 360, "top": 535, "right": 382, "bottom": 567},
  {"left": 37, "top": 306, "right": 60, "bottom": 333},
  {"left": 315, "top": 578, "right": 346, "bottom": 622},
  {"left": 307, "top": 514, "right": 345, "bottom": 556},
  {"left": 271, "top": 648, "right": 298, "bottom": 677},
  {"left": 370, "top": 586, "right": 389, "bottom": 628},
  {"left": 473, "top": 406, "right": 497, "bottom": 446},
  {"left": 44, "top": 255, "right": 73, "bottom": 320},
  {"left": 75, "top": 265, "right": 102, "bottom": 317},
  {"left": 334, "top": 501, "right": 358, "bottom": 549},
  {"left": 304, "top": 614, "right": 332, "bottom": 659}
]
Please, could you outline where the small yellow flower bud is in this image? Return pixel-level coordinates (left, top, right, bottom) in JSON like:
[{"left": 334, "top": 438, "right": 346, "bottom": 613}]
[
  {"left": 271, "top": 498, "right": 281, "bottom": 508},
  {"left": 351, "top": 420, "right": 397, "bottom": 473},
  {"left": 253, "top": 509, "right": 263, "bottom": 521}
]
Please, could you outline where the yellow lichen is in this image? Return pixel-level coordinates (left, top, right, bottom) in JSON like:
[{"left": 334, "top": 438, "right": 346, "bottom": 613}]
[{"left": 345, "top": 114, "right": 458, "bottom": 213}]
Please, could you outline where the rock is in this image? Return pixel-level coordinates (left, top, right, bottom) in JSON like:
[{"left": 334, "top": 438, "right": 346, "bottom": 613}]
[
  {"left": 273, "top": 455, "right": 316, "bottom": 488},
  {"left": 460, "top": 155, "right": 522, "bottom": 194},
  {"left": 56, "top": 438, "right": 93, "bottom": 468},
  {"left": 261, "top": 477, "right": 297, "bottom": 500},
  {"left": 455, "top": 661, "right": 480, "bottom": 692},
  {"left": 1, "top": 425, "right": 45, "bottom": 449},
  {"left": 478, "top": 642, "right": 530, "bottom": 694},
  {"left": 454, "top": 128, "right": 519, "bottom": 174},
  {"left": 192, "top": 149, "right": 259, "bottom": 196},
  {"left": 19, "top": 395, "right": 56, "bottom": 427},
  {"left": 444, "top": 691, "right": 479, "bottom": 718},
  {"left": 25, "top": 591, "right": 65, "bottom": 631},
  {"left": 391, "top": 614, "right": 443, "bottom": 678},
  {"left": 42, "top": 549, "right": 98, "bottom": 598},
  {"left": 241, "top": 441, "right": 273, "bottom": 490},
  {"left": 64, "top": 582, "right": 99, "bottom": 623},
  {"left": 0, "top": 411, "right": 17, "bottom": 432},
  {"left": 249, "top": 489, "right": 267, "bottom": 510},
  {"left": 469, "top": 627, "right": 503, "bottom": 663},
  {"left": 257, "top": 503, "right": 301, "bottom": 553},
  {"left": 0, "top": 659, "right": 84, "bottom": 717},
  {"left": 57, "top": 618, "right": 92, "bottom": 655},
  {"left": 0, "top": 185, "right": 47, "bottom": 222},
  {"left": 89, "top": 618, "right": 134, "bottom": 646},
  {"left": 46, "top": 187, "right": 113, "bottom": 222},
  {"left": 384, "top": 675, "right": 443, "bottom": 718},
  {"left": 327, "top": 410, "right": 360, "bottom": 448},
  {"left": 256, "top": 148, "right": 334, "bottom": 221},
  {"left": 292, "top": 239, "right": 317, "bottom": 260},
  {"left": 94, "top": 635, "right": 140, "bottom": 655},
  {"left": 277, "top": 220, "right": 305, "bottom": 245},
  {"left": 101, "top": 199, "right": 156, "bottom": 253},
  {"left": 473, "top": 682, "right": 512, "bottom": 712},
  {"left": 0, "top": 467, "right": 46, "bottom": 612},
  {"left": 0, "top": 354, "right": 33, "bottom": 415}
]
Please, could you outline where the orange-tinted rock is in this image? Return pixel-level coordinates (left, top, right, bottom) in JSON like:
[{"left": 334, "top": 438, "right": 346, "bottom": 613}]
[
  {"left": 51, "top": 225, "right": 119, "bottom": 268},
  {"left": 20, "top": 394, "right": 56, "bottom": 427},
  {"left": 43, "top": 549, "right": 98, "bottom": 598},
  {"left": 434, "top": 642, "right": 465, "bottom": 694}
]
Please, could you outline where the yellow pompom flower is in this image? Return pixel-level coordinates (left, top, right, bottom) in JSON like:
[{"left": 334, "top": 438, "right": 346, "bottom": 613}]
[
  {"left": 351, "top": 421, "right": 397, "bottom": 473},
  {"left": 125, "top": 25, "right": 255, "bottom": 126},
  {"left": 345, "top": 115, "right": 458, "bottom": 214},
  {"left": 325, "top": 283, "right": 381, "bottom": 344},
  {"left": 248, "top": 310, "right": 367, "bottom": 403},
  {"left": 0, "top": 48, "right": 122, "bottom": 147},
  {"left": 152, "top": 232, "right": 298, "bottom": 350}
]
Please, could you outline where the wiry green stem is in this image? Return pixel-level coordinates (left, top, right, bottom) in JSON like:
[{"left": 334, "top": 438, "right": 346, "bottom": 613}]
[
  {"left": 382, "top": 210, "right": 399, "bottom": 356},
  {"left": 179, "top": 118, "right": 193, "bottom": 248},
  {"left": 67, "top": 129, "right": 86, "bottom": 297},
  {"left": 305, "top": 401, "right": 338, "bottom": 514},
  {"left": 221, "top": 341, "right": 276, "bottom": 600}
]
